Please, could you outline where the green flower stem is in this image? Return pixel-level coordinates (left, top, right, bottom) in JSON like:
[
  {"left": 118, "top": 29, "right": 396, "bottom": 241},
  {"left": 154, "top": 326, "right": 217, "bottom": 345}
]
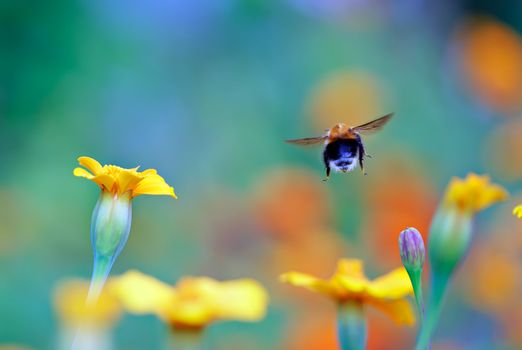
[
  {"left": 67, "top": 326, "right": 113, "bottom": 350},
  {"left": 337, "top": 301, "right": 367, "bottom": 350},
  {"left": 415, "top": 272, "right": 449, "bottom": 350},
  {"left": 86, "top": 254, "right": 113, "bottom": 304},
  {"left": 407, "top": 269, "right": 425, "bottom": 324},
  {"left": 165, "top": 329, "right": 205, "bottom": 350}
]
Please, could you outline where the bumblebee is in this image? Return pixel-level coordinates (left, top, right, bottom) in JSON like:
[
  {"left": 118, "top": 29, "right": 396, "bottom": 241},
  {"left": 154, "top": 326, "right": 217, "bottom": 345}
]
[{"left": 286, "top": 113, "right": 393, "bottom": 180}]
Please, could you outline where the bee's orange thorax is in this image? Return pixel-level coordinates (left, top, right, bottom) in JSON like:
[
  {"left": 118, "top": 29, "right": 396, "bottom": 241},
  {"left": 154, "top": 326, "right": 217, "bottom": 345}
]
[{"left": 327, "top": 123, "right": 357, "bottom": 142}]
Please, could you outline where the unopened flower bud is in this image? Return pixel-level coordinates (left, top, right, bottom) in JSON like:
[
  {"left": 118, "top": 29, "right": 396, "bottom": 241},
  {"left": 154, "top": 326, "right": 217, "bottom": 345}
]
[
  {"left": 91, "top": 191, "right": 132, "bottom": 259},
  {"left": 88, "top": 191, "right": 132, "bottom": 302},
  {"left": 399, "top": 227, "right": 425, "bottom": 271}
]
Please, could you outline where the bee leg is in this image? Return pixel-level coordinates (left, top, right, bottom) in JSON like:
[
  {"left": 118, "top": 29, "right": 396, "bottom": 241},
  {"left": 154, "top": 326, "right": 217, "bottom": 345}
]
[
  {"left": 322, "top": 167, "right": 330, "bottom": 182},
  {"left": 323, "top": 150, "right": 331, "bottom": 181},
  {"left": 357, "top": 137, "right": 367, "bottom": 175},
  {"left": 360, "top": 162, "right": 367, "bottom": 176}
]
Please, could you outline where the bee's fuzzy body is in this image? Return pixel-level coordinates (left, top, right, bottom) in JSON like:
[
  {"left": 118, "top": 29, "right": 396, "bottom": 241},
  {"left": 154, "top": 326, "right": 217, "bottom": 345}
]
[{"left": 323, "top": 135, "right": 365, "bottom": 178}]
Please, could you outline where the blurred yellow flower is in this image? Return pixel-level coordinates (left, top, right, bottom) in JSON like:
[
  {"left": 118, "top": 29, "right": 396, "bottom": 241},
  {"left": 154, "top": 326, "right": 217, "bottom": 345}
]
[
  {"left": 73, "top": 156, "right": 176, "bottom": 198},
  {"left": 109, "top": 270, "right": 268, "bottom": 330},
  {"left": 443, "top": 173, "right": 508, "bottom": 213},
  {"left": 514, "top": 205, "right": 522, "bottom": 218},
  {"left": 53, "top": 279, "right": 122, "bottom": 328},
  {"left": 280, "top": 259, "right": 415, "bottom": 325}
]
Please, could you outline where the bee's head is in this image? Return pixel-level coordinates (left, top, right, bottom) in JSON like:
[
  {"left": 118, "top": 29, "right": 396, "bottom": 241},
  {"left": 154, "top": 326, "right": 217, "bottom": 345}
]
[{"left": 329, "top": 123, "right": 349, "bottom": 138}]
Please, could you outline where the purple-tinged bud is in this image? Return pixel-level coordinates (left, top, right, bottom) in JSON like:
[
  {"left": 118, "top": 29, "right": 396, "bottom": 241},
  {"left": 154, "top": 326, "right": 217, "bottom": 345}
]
[
  {"left": 399, "top": 227, "right": 425, "bottom": 326},
  {"left": 399, "top": 227, "right": 425, "bottom": 271}
]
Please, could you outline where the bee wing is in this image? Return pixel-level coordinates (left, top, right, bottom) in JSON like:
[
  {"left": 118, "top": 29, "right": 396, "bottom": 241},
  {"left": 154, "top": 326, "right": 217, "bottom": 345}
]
[
  {"left": 285, "top": 135, "right": 327, "bottom": 146},
  {"left": 353, "top": 113, "right": 394, "bottom": 134}
]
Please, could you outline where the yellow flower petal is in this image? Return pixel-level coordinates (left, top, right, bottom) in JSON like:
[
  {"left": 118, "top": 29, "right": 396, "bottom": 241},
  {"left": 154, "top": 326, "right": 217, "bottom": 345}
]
[
  {"left": 112, "top": 272, "right": 268, "bottom": 329},
  {"left": 74, "top": 156, "right": 176, "bottom": 199},
  {"left": 78, "top": 156, "right": 103, "bottom": 175},
  {"left": 166, "top": 277, "right": 222, "bottom": 327},
  {"left": 334, "top": 259, "right": 369, "bottom": 295},
  {"left": 513, "top": 205, "right": 522, "bottom": 218},
  {"left": 445, "top": 173, "right": 508, "bottom": 212},
  {"left": 281, "top": 259, "right": 416, "bottom": 326},
  {"left": 216, "top": 279, "right": 269, "bottom": 321},
  {"left": 132, "top": 174, "right": 177, "bottom": 198},
  {"left": 367, "top": 268, "right": 413, "bottom": 299},
  {"left": 335, "top": 276, "right": 368, "bottom": 295},
  {"left": 91, "top": 174, "right": 116, "bottom": 192},
  {"left": 368, "top": 298, "right": 416, "bottom": 326},
  {"left": 280, "top": 271, "right": 336, "bottom": 298},
  {"left": 141, "top": 168, "right": 158, "bottom": 176},
  {"left": 73, "top": 167, "right": 94, "bottom": 179},
  {"left": 116, "top": 169, "right": 143, "bottom": 194},
  {"left": 108, "top": 270, "right": 174, "bottom": 316},
  {"left": 167, "top": 299, "right": 214, "bottom": 327},
  {"left": 54, "top": 278, "right": 121, "bottom": 327},
  {"left": 336, "top": 259, "right": 365, "bottom": 279}
]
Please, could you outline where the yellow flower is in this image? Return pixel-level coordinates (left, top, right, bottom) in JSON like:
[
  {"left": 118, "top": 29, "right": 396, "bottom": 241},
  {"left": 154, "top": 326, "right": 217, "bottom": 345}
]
[
  {"left": 418, "top": 173, "right": 508, "bottom": 349},
  {"left": 514, "top": 205, "right": 522, "bottom": 218},
  {"left": 109, "top": 270, "right": 269, "bottom": 330},
  {"left": 73, "top": 157, "right": 176, "bottom": 303},
  {"left": 73, "top": 156, "right": 177, "bottom": 198},
  {"left": 280, "top": 259, "right": 415, "bottom": 325},
  {"left": 443, "top": 173, "right": 508, "bottom": 213},
  {"left": 53, "top": 278, "right": 122, "bottom": 328}
]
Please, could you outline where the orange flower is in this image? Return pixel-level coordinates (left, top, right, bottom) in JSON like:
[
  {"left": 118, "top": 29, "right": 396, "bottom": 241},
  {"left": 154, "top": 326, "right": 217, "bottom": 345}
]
[
  {"left": 253, "top": 168, "right": 331, "bottom": 240},
  {"left": 362, "top": 156, "right": 436, "bottom": 267},
  {"left": 308, "top": 70, "right": 386, "bottom": 130},
  {"left": 456, "top": 17, "right": 522, "bottom": 113},
  {"left": 485, "top": 120, "right": 522, "bottom": 181}
]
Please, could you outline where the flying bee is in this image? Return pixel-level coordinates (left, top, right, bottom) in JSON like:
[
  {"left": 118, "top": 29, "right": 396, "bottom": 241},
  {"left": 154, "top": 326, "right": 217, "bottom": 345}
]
[{"left": 285, "top": 113, "right": 393, "bottom": 180}]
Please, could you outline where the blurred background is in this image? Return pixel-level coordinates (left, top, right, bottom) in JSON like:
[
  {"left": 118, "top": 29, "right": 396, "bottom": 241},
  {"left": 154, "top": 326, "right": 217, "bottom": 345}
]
[{"left": 2, "top": 0, "right": 522, "bottom": 349}]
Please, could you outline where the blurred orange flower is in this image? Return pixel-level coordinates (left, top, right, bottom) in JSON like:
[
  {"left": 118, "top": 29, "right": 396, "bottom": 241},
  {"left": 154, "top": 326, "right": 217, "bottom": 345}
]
[
  {"left": 499, "top": 300, "right": 522, "bottom": 346},
  {"left": 253, "top": 168, "right": 332, "bottom": 240},
  {"left": 362, "top": 156, "right": 437, "bottom": 267},
  {"left": 456, "top": 16, "right": 522, "bottom": 113},
  {"left": 463, "top": 238, "right": 519, "bottom": 313},
  {"left": 284, "top": 314, "right": 337, "bottom": 350},
  {"left": 269, "top": 228, "right": 348, "bottom": 284},
  {"left": 462, "top": 197, "right": 522, "bottom": 315},
  {"left": 485, "top": 119, "right": 522, "bottom": 181},
  {"left": 284, "top": 309, "right": 413, "bottom": 350},
  {"left": 366, "top": 311, "right": 413, "bottom": 350},
  {"left": 308, "top": 70, "right": 387, "bottom": 130}
]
